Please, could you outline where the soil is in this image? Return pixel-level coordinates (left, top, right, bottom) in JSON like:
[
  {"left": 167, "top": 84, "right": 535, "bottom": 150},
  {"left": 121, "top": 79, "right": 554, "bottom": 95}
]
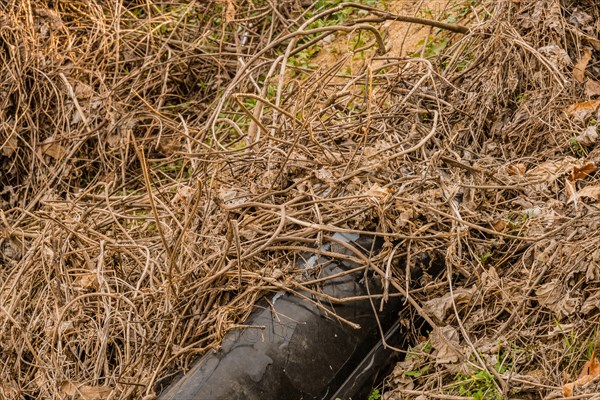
[
  {"left": 383, "top": 0, "right": 453, "bottom": 57},
  {"left": 313, "top": 0, "right": 456, "bottom": 73}
]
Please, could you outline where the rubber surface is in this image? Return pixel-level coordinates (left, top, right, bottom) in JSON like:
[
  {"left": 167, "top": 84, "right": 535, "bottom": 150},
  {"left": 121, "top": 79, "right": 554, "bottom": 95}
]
[{"left": 158, "top": 233, "right": 402, "bottom": 400}]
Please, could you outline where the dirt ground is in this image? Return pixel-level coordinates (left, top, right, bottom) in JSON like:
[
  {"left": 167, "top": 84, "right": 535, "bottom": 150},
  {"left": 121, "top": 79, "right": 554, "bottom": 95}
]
[{"left": 1, "top": 0, "right": 600, "bottom": 399}]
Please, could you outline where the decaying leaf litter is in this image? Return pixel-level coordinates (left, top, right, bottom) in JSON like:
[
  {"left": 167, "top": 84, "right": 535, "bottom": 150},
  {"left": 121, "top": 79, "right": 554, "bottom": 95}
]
[{"left": 1, "top": 0, "right": 599, "bottom": 399}]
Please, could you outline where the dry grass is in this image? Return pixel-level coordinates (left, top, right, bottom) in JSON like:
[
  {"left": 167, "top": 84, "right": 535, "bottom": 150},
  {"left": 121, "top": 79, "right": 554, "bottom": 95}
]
[{"left": 0, "top": 0, "right": 599, "bottom": 399}]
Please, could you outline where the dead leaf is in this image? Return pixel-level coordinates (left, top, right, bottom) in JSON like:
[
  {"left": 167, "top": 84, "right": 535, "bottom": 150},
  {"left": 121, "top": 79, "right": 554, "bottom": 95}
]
[
  {"left": 569, "top": 9, "right": 594, "bottom": 28},
  {"left": 579, "top": 355, "right": 600, "bottom": 379},
  {"left": 586, "top": 80, "right": 600, "bottom": 97},
  {"left": 423, "top": 286, "right": 475, "bottom": 323},
  {"left": 74, "top": 82, "right": 93, "bottom": 99},
  {"left": 394, "top": 201, "right": 415, "bottom": 228},
  {"left": 572, "top": 163, "right": 597, "bottom": 181},
  {"left": 492, "top": 219, "right": 507, "bottom": 232},
  {"left": 565, "top": 177, "right": 577, "bottom": 202},
  {"left": 429, "top": 325, "right": 461, "bottom": 364},
  {"left": 526, "top": 158, "right": 577, "bottom": 183},
  {"left": 576, "top": 126, "right": 598, "bottom": 146},
  {"left": 536, "top": 279, "right": 562, "bottom": 308},
  {"left": 40, "top": 138, "right": 67, "bottom": 160},
  {"left": 536, "top": 279, "right": 579, "bottom": 318},
  {"left": 582, "top": 291, "right": 600, "bottom": 314},
  {"left": 74, "top": 272, "right": 98, "bottom": 289},
  {"left": 171, "top": 185, "right": 194, "bottom": 206},
  {"left": 391, "top": 340, "right": 430, "bottom": 388},
  {"left": 61, "top": 381, "right": 76, "bottom": 396},
  {"left": 528, "top": 159, "right": 597, "bottom": 199},
  {"left": 586, "top": 37, "right": 600, "bottom": 52},
  {"left": 508, "top": 163, "right": 526, "bottom": 175},
  {"left": 364, "top": 183, "right": 392, "bottom": 204},
  {"left": 576, "top": 185, "right": 600, "bottom": 201},
  {"left": 61, "top": 382, "right": 113, "bottom": 399},
  {"left": 537, "top": 45, "right": 571, "bottom": 69},
  {"left": 481, "top": 267, "right": 500, "bottom": 290},
  {"left": 1, "top": 134, "right": 18, "bottom": 156},
  {"left": 574, "top": 49, "right": 592, "bottom": 83},
  {"left": 563, "top": 352, "right": 600, "bottom": 397},
  {"left": 315, "top": 167, "right": 334, "bottom": 183},
  {"left": 78, "top": 385, "right": 113, "bottom": 400},
  {"left": 565, "top": 100, "right": 600, "bottom": 121},
  {"left": 563, "top": 162, "right": 597, "bottom": 203},
  {"left": 217, "top": 186, "right": 249, "bottom": 207}
]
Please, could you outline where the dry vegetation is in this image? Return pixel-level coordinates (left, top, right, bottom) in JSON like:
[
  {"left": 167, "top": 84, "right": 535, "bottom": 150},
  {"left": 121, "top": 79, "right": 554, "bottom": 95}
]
[{"left": 1, "top": 0, "right": 600, "bottom": 399}]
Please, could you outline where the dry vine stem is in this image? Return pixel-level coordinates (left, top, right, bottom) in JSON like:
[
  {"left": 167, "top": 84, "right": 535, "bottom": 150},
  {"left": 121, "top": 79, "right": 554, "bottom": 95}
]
[{"left": 1, "top": 0, "right": 600, "bottom": 399}]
